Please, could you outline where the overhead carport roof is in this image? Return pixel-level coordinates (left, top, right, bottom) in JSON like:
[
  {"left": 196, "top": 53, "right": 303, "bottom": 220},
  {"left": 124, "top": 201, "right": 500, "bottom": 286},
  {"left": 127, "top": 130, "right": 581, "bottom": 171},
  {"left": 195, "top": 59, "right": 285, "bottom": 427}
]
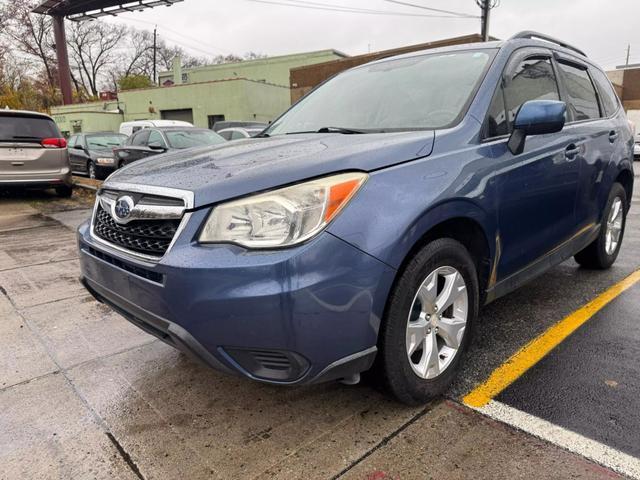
[{"left": 33, "top": 0, "right": 183, "bottom": 21}]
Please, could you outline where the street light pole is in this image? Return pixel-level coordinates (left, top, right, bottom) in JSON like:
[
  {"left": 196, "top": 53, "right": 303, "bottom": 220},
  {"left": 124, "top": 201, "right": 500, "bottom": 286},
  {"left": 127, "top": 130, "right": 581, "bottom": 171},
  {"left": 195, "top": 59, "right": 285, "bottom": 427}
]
[{"left": 153, "top": 26, "right": 158, "bottom": 85}]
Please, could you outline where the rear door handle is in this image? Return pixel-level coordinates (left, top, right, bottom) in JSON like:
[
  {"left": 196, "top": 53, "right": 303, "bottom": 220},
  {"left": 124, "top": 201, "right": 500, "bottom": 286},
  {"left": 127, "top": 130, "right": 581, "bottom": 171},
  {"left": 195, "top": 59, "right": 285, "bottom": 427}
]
[
  {"left": 609, "top": 130, "right": 618, "bottom": 143},
  {"left": 565, "top": 143, "right": 579, "bottom": 159}
]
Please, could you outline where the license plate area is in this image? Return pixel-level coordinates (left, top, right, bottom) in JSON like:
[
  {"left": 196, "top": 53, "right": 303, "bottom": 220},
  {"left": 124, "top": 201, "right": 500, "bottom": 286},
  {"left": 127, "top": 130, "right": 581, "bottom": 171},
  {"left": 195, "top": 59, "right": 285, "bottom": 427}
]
[{"left": 1, "top": 148, "right": 28, "bottom": 160}]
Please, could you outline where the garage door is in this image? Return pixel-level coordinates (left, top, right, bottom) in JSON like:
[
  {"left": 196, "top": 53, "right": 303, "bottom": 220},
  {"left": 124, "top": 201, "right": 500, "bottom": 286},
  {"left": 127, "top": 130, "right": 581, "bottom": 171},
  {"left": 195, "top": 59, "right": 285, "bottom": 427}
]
[{"left": 160, "top": 109, "right": 194, "bottom": 124}]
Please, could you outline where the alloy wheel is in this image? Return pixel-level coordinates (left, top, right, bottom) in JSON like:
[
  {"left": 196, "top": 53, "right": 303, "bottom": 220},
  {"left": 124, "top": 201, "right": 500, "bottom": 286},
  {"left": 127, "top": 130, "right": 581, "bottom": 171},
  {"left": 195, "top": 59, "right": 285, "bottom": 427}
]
[
  {"left": 88, "top": 162, "right": 96, "bottom": 180},
  {"left": 405, "top": 266, "right": 468, "bottom": 379},
  {"left": 605, "top": 197, "right": 624, "bottom": 256}
]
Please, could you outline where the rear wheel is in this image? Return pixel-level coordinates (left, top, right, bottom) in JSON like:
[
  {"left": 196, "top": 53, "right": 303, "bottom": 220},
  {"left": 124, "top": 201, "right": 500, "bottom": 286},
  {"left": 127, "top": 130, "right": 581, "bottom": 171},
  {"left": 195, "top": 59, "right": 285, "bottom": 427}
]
[
  {"left": 574, "top": 183, "right": 627, "bottom": 269},
  {"left": 55, "top": 185, "right": 73, "bottom": 198},
  {"left": 377, "top": 238, "right": 479, "bottom": 405}
]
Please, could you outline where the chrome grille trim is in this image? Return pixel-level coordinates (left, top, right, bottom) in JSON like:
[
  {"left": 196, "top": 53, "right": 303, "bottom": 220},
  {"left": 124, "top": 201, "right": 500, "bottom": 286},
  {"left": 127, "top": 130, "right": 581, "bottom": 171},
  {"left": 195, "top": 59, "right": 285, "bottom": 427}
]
[{"left": 89, "top": 183, "right": 194, "bottom": 263}]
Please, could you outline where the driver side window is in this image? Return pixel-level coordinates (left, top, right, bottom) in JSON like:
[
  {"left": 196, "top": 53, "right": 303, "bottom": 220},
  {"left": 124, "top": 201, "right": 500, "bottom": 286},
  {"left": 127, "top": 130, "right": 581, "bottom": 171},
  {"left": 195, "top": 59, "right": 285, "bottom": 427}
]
[
  {"left": 485, "top": 56, "right": 560, "bottom": 140},
  {"left": 505, "top": 57, "right": 560, "bottom": 126},
  {"left": 148, "top": 130, "right": 167, "bottom": 148}
]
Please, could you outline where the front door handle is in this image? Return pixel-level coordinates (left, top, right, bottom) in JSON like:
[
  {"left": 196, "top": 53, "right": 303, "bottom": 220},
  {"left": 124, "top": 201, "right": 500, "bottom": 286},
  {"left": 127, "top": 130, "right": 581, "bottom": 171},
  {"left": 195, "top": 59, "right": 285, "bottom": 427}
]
[
  {"left": 609, "top": 130, "right": 618, "bottom": 143},
  {"left": 565, "top": 143, "right": 579, "bottom": 160}
]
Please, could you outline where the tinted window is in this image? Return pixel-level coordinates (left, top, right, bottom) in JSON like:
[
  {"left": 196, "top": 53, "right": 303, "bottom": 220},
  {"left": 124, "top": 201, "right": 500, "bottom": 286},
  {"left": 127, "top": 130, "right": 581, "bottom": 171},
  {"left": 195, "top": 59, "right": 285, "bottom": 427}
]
[
  {"left": 130, "top": 130, "right": 150, "bottom": 146},
  {"left": 0, "top": 115, "right": 60, "bottom": 143},
  {"left": 266, "top": 50, "right": 494, "bottom": 134},
  {"left": 165, "top": 129, "right": 225, "bottom": 149},
  {"left": 218, "top": 130, "right": 233, "bottom": 140},
  {"left": 590, "top": 67, "right": 619, "bottom": 117},
  {"left": 86, "top": 134, "right": 126, "bottom": 150},
  {"left": 230, "top": 130, "right": 246, "bottom": 140},
  {"left": 557, "top": 62, "right": 600, "bottom": 121},
  {"left": 486, "top": 86, "right": 509, "bottom": 138},
  {"left": 147, "top": 130, "right": 166, "bottom": 148},
  {"left": 504, "top": 57, "right": 560, "bottom": 126}
]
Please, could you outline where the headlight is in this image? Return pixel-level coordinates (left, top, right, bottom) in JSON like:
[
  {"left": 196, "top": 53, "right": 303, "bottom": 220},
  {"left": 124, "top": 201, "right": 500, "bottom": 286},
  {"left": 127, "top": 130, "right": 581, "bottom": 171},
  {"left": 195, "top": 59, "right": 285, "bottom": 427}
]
[
  {"left": 95, "top": 157, "right": 115, "bottom": 165},
  {"left": 198, "top": 172, "right": 367, "bottom": 248}
]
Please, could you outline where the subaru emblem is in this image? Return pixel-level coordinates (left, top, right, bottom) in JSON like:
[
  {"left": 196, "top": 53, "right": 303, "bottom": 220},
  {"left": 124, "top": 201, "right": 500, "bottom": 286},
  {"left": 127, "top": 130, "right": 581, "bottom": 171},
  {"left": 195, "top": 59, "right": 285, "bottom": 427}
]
[{"left": 113, "top": 195, "right": 134, "bottom": 223}]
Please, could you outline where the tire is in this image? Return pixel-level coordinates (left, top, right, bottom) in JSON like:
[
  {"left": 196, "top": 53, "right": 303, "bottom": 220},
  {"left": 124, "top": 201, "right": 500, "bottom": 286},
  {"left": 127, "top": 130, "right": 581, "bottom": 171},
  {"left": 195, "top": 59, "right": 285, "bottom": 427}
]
[
  {"left": 574, "top": 183, "right": 627, "bottom": 269},
  {"left": 377, "top": 238, "right": 479, "bottom": 405},
  {"left": 55, "top": 185, "right": 73, "bottom": 198},
  {"left": 88, "top": 161, "right": 97, "bottom": 180}
]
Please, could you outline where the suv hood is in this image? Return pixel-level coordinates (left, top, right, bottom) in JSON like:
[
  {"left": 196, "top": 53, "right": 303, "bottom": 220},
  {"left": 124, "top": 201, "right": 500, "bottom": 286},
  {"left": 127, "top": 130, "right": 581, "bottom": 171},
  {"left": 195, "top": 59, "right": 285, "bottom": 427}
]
[{"left": 107, "top": 132, "right": 434, "bottom": 208}]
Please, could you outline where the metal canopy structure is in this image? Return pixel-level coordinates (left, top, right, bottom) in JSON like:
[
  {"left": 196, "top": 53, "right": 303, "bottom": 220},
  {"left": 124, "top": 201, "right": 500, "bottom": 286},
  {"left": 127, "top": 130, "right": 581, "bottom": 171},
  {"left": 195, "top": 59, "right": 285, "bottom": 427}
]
[
  {"left": 32, "top": 0, "right": 184, "bottom": 104},
  {"left": 33, "top": 0, "right": 183, "bottom": 21}
]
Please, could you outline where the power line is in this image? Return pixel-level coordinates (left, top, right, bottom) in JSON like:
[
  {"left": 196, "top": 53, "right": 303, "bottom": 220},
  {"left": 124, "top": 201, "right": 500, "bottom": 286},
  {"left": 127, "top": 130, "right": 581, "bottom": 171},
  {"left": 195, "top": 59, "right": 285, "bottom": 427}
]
[
  {"left": 382, "top": 0, "right": 479, "bottom": 18},
  {"left": 243, "top": 0, "right": 478, "bottom": 18}
]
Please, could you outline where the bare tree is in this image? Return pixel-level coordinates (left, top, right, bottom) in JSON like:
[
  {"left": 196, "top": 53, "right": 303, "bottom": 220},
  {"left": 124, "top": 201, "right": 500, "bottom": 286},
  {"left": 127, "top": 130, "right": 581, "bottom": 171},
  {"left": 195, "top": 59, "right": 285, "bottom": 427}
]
[
  {"left": 0, "top": 0, "right": 57, "bottom": 90},
  {"left": 67, "top": 20, "right": 125, "bottom": 96}
]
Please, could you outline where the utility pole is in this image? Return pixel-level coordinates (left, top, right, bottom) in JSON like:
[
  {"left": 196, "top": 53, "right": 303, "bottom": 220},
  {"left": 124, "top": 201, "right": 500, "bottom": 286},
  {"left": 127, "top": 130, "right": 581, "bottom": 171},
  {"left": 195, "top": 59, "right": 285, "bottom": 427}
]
[
  {"left": 480, "top": 0, "right": 490, "bottom": 42},
  {"left": 626, "top": 44, "right": 631, "bottom": 66},
  {"left": 153, "top": 26, "right": 158, "bottom": 86},
  {"left": 52, "top": 15, "right": 73, "bottom": 104}
]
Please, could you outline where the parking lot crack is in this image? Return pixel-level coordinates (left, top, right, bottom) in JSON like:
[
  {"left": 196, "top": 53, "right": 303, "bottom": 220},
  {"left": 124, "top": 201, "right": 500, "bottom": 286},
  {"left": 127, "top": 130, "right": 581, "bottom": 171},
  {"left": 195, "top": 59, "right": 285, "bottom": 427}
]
[
  {"left": 106, "top": 432, "right": 146, "bottom": 480},
  {"left": 330, "top": 401, "right": 436, "bottom": 480}
]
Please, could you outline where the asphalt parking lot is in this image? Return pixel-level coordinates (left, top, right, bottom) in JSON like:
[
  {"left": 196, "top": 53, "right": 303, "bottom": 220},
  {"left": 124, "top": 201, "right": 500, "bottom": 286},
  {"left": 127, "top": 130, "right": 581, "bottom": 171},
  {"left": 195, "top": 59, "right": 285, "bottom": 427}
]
[{"left": 1, "top": 172, "right": 639, "bottom": 480}]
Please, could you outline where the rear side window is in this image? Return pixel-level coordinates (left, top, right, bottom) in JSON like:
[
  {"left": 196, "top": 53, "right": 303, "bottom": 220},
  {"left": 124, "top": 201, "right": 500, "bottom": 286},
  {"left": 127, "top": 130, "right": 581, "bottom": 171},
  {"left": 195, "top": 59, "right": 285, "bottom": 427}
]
[
  {"left": 557, "top": 62, "right": 600, "bottom": 121},
  {"left": 230, "top": 130, "right": 246, "bottom": 140},
  {"left": 0, "top": 115, "right": 60, "bottom": 143},
  {"left": 590, "top": 67, "right": 620, "bottom": 117},
  {"left": 504, "top": 57, "right": 560, "bottom": 126}
]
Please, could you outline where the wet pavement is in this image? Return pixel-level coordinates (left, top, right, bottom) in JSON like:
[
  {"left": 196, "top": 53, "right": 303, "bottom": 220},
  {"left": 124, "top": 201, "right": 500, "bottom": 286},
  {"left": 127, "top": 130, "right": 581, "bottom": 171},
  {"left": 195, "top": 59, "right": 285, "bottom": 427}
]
[{"left": 0, "top": 173, "right": 639, "bottom": 479}]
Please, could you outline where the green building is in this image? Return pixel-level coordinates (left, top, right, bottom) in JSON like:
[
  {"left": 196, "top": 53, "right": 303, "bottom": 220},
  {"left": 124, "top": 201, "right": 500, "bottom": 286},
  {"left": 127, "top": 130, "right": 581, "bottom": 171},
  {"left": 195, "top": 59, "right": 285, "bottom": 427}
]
[{"left": 51, "top": 49, "right": 345, "bottom": 136}]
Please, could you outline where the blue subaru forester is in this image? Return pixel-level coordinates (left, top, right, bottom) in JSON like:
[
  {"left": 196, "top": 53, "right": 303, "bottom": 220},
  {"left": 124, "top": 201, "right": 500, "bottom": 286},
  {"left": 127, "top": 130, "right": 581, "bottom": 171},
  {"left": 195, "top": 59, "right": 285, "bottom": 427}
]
[{"left": 78, "top": 32, "right": 634, "bottom": 404}]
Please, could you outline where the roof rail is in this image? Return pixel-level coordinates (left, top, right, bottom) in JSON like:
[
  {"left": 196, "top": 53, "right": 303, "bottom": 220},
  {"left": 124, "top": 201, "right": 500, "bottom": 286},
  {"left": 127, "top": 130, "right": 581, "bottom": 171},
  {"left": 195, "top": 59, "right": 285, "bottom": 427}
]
[{"left": 509, "top": 31, "right": 587, "bottom": 58}]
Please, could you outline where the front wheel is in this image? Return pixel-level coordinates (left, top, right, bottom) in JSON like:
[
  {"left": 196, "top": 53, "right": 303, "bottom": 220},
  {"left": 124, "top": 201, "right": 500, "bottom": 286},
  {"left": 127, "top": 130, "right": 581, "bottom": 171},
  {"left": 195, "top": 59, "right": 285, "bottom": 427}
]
[
  {"left": 574, "top": 183, "right": 627, "bottom": 269},
  {"left": 377, "top": 238, "right": 479, "bottom": 405}
]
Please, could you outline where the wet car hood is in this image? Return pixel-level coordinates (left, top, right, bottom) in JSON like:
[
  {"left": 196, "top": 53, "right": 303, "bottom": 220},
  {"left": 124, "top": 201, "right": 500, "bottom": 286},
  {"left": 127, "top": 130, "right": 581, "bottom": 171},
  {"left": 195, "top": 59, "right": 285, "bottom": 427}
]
[{"left": 106, "top": 132, "right": 434, "bottom": 208}]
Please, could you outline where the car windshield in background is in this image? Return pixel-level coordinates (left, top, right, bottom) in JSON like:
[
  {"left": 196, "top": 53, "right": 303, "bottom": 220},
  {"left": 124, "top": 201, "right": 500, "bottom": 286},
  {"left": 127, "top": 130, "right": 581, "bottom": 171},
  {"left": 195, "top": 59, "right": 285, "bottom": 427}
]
[
  {"left": 0, "top": 115, "right": 59, "bottom": 142},
  {"left": 86, "top": 134, "right": 126, "bottom": 150},
  {"left": 266, "top": 50, "right": 494, "bottom": 136},
  {"left": 165, "top": 129, "right": 226, "bottom": 149}
]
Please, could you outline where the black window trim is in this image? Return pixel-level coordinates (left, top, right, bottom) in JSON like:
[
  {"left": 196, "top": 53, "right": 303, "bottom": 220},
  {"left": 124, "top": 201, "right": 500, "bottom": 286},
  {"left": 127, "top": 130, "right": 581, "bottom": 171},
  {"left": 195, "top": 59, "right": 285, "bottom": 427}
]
[
  {"left": 588, "top": 65, "right": 622, "bottom": 119},
  {"left": 481, "top": 47, "right": 559, "bottom": 142}
]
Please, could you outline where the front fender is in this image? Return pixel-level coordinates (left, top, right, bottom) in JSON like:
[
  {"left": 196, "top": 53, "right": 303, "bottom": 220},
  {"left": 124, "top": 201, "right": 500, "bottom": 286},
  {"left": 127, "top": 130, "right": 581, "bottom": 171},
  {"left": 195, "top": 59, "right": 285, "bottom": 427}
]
[{"left": 327, "top": 159, "right": 498, "bottom": 271}]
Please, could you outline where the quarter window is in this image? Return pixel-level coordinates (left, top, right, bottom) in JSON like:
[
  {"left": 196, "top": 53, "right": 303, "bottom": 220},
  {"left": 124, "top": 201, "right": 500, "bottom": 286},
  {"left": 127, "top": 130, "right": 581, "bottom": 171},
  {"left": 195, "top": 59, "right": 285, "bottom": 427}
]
[
  {"left": 504, "top": 57, "right": 560, "bottom": 126},
  {"left": 486, "top": 85, "right": 509, "bottom": 138},
  {"left": 557, "top": 62, "right": 600, "bottom": 121},
  {"left": 590, "top": 67, "right": 620, "bottom": 117}
]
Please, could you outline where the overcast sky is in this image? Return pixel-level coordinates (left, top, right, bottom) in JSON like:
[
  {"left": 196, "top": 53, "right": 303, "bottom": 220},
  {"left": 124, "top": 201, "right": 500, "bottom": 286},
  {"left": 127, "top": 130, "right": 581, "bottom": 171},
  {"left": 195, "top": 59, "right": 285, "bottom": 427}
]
[{"left": 103, "top": 0, "right": 639, "bottom": 70}]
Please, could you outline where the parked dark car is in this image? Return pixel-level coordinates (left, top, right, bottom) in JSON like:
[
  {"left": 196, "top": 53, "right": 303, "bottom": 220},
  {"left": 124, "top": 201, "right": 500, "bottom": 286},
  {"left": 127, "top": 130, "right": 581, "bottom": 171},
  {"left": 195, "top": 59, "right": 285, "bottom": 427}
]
[
  {"left": 78, "top": 32, "right": 634, "bottom": 405},
  {"left": 0, "top": 110, "right": 72, "bottom": 196},
  {"left": 113, "top": 127, "right": 226, "bottom": 168},
  {"left": 69, "top": 132, "right": 126, "bottom": 180}
]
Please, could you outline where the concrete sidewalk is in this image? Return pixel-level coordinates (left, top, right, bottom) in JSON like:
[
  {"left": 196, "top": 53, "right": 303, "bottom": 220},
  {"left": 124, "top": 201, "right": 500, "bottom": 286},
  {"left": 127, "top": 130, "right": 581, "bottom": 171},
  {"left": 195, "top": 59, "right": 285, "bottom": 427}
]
[{"left": 1, "top": 185, "right": 637, "bottom": 479}]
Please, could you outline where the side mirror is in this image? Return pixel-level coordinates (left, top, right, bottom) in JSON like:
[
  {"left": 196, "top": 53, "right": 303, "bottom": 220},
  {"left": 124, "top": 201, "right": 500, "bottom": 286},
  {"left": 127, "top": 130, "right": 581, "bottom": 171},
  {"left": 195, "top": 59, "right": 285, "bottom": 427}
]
[
  {"left": 148, "top": 142, "right": 166, "bottom": 151},
  {"left": 508, "top": 100, "right": 566, "bottom": 155}
]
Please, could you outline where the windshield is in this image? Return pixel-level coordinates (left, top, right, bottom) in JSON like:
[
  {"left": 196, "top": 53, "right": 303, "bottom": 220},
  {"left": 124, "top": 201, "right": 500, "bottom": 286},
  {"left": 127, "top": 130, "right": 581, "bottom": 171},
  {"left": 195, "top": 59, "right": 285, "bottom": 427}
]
[
  {"left": 266, "top": 50, "right": 494, "bottom": 135},
  {"left": 0, "top": 115, "right": 59, "bottom": 143},
  {"left": 165, "top": 129, "right": 225, "bottom": 149},
  {"left": 86, "top": 134, "right": 126, "bottom": 150}
]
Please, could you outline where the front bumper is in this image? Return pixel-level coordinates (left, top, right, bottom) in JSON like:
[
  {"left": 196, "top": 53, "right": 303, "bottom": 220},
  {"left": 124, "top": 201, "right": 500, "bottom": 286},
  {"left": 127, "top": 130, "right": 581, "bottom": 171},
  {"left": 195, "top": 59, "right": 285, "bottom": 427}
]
[{"left": 77, "top": 214, "right": 395, "bottom": 385}]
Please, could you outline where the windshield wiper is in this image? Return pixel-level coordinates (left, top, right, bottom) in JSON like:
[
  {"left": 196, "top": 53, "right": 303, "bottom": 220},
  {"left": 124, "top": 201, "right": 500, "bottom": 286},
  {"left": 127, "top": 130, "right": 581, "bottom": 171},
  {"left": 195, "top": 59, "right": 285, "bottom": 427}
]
[{"left": 316, "top": 126, "right": 366, "bottom": 134}]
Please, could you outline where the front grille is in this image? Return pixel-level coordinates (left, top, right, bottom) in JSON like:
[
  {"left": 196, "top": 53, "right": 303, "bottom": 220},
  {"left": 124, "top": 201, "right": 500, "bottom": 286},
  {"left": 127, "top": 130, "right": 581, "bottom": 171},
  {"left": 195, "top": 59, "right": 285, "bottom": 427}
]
[{"left": 93, "top": 204, "right": 181, "bottom": 257}]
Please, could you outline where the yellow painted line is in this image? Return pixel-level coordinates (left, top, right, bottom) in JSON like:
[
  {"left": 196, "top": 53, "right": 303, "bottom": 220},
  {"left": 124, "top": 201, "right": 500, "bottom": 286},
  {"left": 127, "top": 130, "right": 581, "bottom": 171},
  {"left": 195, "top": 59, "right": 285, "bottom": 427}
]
[{"left": 463, "top": 269, "right": 640, "bottom": 408}]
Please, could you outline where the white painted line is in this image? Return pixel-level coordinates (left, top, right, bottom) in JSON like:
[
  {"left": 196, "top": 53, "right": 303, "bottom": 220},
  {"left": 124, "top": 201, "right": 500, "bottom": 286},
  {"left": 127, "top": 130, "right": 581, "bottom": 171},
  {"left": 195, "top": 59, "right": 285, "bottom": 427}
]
[{"left": 473, "top": 400, "right": 640, "bottom": 480}]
